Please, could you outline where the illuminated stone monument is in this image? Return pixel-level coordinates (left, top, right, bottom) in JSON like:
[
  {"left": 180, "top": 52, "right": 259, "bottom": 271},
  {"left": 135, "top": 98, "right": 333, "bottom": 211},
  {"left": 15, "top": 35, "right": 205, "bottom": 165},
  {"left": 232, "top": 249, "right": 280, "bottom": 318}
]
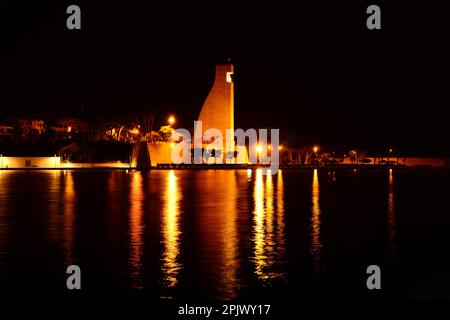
[
  {"left": 132, "top": 63, "right": 247, "bottom": 168},
  {"left": 195, "top": 64, "right": 248, "bottom": 164},
  {"left": 198, "top": 64, "right": 234, "bottom": 139}
]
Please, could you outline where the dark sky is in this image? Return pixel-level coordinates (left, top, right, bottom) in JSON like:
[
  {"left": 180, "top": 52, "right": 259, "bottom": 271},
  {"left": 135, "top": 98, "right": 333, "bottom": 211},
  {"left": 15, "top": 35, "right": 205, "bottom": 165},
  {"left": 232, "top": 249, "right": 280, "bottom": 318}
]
[{"left": 2, "top": 1, "right": 450, "bottom": 153}]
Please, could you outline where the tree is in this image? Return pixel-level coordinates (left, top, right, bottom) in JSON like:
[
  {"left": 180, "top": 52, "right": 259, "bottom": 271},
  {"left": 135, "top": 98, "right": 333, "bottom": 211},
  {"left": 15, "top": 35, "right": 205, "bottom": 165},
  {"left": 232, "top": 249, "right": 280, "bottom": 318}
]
[
  {"left": 159, "top": 125, "right": 174, "bottom": 142},
  {"left": 226, "top": 151, "right": 235, "bottom": 163}
]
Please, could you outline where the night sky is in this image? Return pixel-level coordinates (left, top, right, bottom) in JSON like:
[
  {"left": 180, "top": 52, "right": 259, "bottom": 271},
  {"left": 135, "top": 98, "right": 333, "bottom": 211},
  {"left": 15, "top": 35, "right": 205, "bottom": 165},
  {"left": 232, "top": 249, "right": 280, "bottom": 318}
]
[{"left": 2, "top": 1, "right": 450, "bottom": 153}]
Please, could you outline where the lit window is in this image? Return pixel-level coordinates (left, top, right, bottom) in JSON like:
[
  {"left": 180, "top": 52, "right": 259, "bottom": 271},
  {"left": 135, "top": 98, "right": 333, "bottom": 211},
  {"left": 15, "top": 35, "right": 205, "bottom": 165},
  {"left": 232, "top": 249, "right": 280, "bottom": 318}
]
[{"left": 226, "top": 72, "right": 234, "bottom": 83}]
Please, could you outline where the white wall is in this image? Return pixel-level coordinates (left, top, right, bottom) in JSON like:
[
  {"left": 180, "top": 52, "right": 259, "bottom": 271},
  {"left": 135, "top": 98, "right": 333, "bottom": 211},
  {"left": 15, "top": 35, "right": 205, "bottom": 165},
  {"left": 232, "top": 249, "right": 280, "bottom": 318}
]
[{"left": 0, "top": 157, "right": 61, "bottom": 169}]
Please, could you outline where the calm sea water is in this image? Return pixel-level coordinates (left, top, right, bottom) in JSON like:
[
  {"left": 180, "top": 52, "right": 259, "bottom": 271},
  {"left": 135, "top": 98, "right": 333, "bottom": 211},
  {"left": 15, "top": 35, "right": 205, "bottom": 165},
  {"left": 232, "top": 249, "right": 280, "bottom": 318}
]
[{"left": 1, "top": 169, "right": 450, "bottom": 300}]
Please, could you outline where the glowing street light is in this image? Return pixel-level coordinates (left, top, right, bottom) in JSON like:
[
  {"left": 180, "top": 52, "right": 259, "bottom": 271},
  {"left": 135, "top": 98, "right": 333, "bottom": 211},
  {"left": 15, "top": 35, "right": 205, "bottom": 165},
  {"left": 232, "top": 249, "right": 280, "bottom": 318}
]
[
  {"left": 278, "top": 145, "right": 283, "bottom": 150},
  {"left": 168, "top": 115, "right": 175, "bottom": 126},
  {"left": 313, "top": 146, "right": 319, "bottom": 154},
  {"left": 388, "top": 148, "right": 393, "bottom": 166}
]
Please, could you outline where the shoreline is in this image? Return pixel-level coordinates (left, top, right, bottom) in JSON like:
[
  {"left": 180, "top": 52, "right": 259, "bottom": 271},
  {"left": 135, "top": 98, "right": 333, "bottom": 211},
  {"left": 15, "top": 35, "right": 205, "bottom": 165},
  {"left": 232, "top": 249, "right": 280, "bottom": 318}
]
[{"left": 1, "top": 164, "right": 448, "bottom": 171}]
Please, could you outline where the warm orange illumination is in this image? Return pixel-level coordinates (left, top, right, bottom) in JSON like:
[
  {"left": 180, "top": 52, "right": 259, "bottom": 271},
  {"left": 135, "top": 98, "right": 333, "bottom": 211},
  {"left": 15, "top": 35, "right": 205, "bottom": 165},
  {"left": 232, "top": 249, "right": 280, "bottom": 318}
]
[
  {"left": 220, "top": 171, "right": 239, "bottom": 298},
  {"left": 128, "top": 172, "right": 144, "bottom": 289},
  {"left": 226, "top": 72, "right": 233, "bottom": 83},
  {"left": 278, "top": 145, "right": 283, "bottom": 150},
  {"left": 162, "top": 170, "right": 181, "bottom": 289},
  {"left": 47, "top": 171, "right": 61, "bottom": 241},
  {"left": 276, "top": 170, "right": 286, "bottom": 257},
  {"left": 170, "top": 142, "right": 175, "bottom": 148},
  {"left": 67, "top": 126, "right": 72, "bottom": 133},
  {"left": 311, "top": 169, "right": 322, "bottom": 273},
  {"left": 252, "top": 168, "right": 287, "bottom": 282},
  {"left": 63, "top": 171, "right": 75, "bottom": 266},
  {"left": 313, "top": 146, "right": 319, "bottom": 153},
  {"left": 168, "top": 116, "right": 175, "bottom": 126},
  {"left": 256, "top": 145, "right": 263, "bottom": 153},
  {"left": 388, "top": 169, "right": 397, "bottom": 255},
  {"left": 131, "top": 128, "right": 140, "bottom": 135},
  {"left": 254, "top": 169, "right": 265, "bottom": 279}
]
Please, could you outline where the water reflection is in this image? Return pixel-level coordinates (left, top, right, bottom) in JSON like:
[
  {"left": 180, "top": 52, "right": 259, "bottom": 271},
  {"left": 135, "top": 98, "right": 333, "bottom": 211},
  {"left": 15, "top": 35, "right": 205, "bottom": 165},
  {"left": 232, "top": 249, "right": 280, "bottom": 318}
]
[
  {"left": 48, "top": 171, "right": 62, "bottom": 242},
  {"left": 252, "top": 169, "right": 286, "bottom": 282},
  {"left": 0, "top": 172, "right": 9, "bottom": 274},
  {"left": 220, "top": 172, "right": 238, "bottom": 299},
  {"left": 247, "top": 168, "right": 252, "bottom": 180},
  {"left": 388, "top": 169, "right": 397, "bottom": 256},
  {"left": 161, "top": 170, "right": 182, "bottom": 290},
  {"left": 2, "top": 169, "right": 445, "bottom": 299},
  {"left": 128, "top": 171, "right": 144, "bottom": 289},
  {"left": 63, "top": 171, "right": 76, "bottom": 266},
  {"left": 276, "top": 170, "right": 286, "bottom": 254},
  {"left": 194, "top": 171, "right": 240, "bottom": 299},
  {"left": 328, "top": 170, "right": 336, "bottom": 183},
  {"left": 254, "top": 169, "right": 265, "bottom": 279},
  {"left": 311, "top": 169, "right": 323, "bottom": 273}
]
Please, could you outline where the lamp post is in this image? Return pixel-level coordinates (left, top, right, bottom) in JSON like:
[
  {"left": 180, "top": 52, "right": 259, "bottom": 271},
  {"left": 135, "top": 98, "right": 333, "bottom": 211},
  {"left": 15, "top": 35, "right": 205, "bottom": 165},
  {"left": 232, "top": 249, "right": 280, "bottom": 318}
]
[
  {"left": 256, "top": 144, "right": 263, "bottom": 164},
  {"left": 168, "top": 115, "right": 175, "bottom": 126},
  {"left": 313, "top": 146, "right": 319, "bottom": 165}
]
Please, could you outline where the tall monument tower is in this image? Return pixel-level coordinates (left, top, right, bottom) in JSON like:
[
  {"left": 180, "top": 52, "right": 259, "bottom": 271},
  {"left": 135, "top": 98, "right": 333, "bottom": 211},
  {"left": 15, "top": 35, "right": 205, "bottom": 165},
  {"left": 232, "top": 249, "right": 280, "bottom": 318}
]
[{"left": 198, "top": 64, "right": 234, "bottom": 139}]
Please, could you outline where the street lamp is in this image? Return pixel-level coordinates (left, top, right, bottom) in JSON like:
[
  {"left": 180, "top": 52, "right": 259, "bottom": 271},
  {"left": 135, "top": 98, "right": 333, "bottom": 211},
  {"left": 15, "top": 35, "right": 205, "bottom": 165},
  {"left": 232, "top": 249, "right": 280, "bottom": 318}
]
[
  {"left": 168, "top": 115, "right": 175, "bottom": 126},
  {"left": 313, "top": 146, "right": 319, "bottom": 154},
  {"left": 256, "top": 144, "right": 264, "bottom": 165}
]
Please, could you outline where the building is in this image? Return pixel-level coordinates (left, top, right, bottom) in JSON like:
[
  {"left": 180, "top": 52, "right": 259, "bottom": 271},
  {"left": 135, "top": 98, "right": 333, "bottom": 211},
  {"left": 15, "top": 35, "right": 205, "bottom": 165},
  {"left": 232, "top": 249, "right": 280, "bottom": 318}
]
[
  {"left": 49, "top": 118, "right": 86, "bottom": 137},
  {"left": 195, "top": 63, "right": 247, "bottom": 164},
  {"left": 1, "top": 118, "right": 45, "bottom": 137},
  {"left": 0, "top": 125, "right": 14, "bottom": 137},
  {"left": 0, "top": 156, "right": 61, "bottom": 169},
  {"left": 197, "top": 64, "right": 234, "bottom": 142},
  {"left": 132, "top": 63, "right": 248, "bottom": 168}
]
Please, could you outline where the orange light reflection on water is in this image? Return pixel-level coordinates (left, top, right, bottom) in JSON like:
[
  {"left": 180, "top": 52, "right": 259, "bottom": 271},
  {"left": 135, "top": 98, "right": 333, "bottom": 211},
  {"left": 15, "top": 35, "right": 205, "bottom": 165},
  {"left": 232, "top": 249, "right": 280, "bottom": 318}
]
[
  {"left": 311, "top": 169, "right": 323, "bottom": 273},
  {"left": 63, "top": 171, "right": 75, "bottom": 266},
  {"left": 388, "top": 169, "right": 397, "bottom": 256},
  {"left": 161, "top": 170, "right": 181, "bottom": 290},
  {"left": 128, "top": 171, "right": 144, "bottom": 289},
  {"left": 253, "top": 169, "right": 286, "bottom": 282}
]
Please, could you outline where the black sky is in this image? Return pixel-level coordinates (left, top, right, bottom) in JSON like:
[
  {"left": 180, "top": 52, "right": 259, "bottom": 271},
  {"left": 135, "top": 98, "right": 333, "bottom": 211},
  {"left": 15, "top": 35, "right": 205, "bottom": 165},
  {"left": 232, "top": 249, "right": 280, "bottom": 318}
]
[{"left": 2, "top": 1, "right": 450, "bottom": 153}]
